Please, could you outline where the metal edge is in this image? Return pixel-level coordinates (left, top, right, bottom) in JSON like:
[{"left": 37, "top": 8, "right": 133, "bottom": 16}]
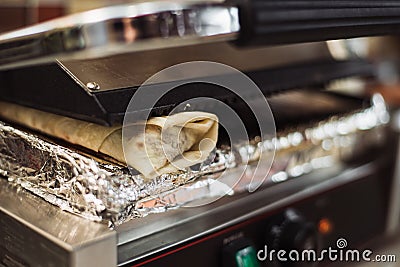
[
  {"left": 117, "top": 163, "right": 376, "bottom": 265},
  {"left": 0, "top": 178, "right": 117, "bottom": 252},
  {"left": 0, "top": 1, "right": 240, "bottom": 70}
]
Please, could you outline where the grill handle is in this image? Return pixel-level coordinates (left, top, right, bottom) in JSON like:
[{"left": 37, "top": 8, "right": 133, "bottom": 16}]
[{"left": 237, "top": 0, "right": 400, "bottom": 46}]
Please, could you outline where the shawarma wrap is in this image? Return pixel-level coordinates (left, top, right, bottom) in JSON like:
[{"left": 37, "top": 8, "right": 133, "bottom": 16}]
[{"left": 0, "top": 101, "right": 218, "bottom": 179}]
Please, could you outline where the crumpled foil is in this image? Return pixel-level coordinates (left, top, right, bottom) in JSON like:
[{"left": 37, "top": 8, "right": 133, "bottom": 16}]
[{"left": 0, "top": 95, "right": 390, "bottom": 226}]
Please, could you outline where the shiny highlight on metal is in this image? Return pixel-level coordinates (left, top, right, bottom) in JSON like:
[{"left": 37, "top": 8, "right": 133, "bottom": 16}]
[
  {"left": 0, "top": 95, "right": 389, "bottom": 225},
  {"left": 0, "top": 2, "right": 239, "bottom": 70}
]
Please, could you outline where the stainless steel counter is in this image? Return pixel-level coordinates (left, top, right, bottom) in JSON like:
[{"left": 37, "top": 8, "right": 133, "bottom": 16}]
[{"left": 0, "top": 178, "right": 117, "bottom": 267}]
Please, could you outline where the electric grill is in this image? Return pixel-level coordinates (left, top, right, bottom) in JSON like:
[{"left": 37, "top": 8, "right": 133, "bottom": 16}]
[{"left": 0, "top": 1, "right": 399, "bottom": 267}]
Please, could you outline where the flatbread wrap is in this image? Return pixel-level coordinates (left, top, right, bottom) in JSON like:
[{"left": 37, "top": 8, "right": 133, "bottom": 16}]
[{"left": 0, "top": 101, "right": 218, "bottom": 179}]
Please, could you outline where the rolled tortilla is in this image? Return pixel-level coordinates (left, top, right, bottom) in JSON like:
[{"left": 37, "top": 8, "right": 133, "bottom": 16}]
[{"left": 0, "top": 101, "right": 218, "bottom": 179}]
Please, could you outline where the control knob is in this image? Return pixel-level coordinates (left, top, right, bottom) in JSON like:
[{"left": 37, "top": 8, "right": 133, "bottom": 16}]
[{"left": 265, "top": 209, "right": 319, "bottom": 267}]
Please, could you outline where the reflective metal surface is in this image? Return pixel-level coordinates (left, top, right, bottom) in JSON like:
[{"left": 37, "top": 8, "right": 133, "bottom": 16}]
[
  {"left": 0, "top": 178, "right": 116, "bottom": 267},
  {"left": 0, "top": 146, "right": 382, "bottom": 267},
  {"left": 0, "top": 1, "right": 239, "bottom": 70},
  {"left": 116, "top": 163, "right": 376, "bottom": 265},
  {"left": 0, "top": 93, "right": 389, "bottom": 226}
]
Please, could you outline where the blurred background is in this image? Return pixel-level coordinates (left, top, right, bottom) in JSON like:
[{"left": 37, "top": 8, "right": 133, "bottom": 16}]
[{"left": 0, "top": 0, "right": 124, "bottom": 33}]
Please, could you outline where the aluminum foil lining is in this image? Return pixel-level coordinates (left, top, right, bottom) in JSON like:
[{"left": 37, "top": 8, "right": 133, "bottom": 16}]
[{"left": 0, "top": 95, "right": 390, "bottom": 225}]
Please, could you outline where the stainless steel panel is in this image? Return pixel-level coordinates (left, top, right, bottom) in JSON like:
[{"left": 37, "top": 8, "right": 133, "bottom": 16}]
[
  {"left": 0, "top": 1, "right": 239, "bottom": 70},
  {"left": 0, "top": 178, "right": 117, "bottom": 267},
  {"left": 116, "top": 163, "right": 376, "bottom": 265}
]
